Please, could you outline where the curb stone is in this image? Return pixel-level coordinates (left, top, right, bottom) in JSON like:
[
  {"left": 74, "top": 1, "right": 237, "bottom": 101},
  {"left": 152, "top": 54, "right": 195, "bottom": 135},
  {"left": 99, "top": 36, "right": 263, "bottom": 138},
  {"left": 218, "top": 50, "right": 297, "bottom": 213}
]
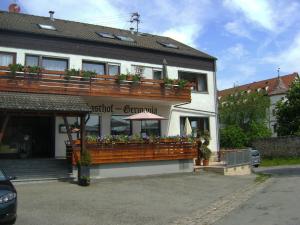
[{"left": 170, "top": 178, "right": 273, "bottom": 225}]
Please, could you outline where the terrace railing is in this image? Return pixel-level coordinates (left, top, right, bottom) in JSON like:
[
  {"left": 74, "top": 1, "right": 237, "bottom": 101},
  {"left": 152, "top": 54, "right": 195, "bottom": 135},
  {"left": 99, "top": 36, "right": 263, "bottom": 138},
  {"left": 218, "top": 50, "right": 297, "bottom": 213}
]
[
  {"left": 72, "top": 141, "right": 197, "bottom": 165},
  {"left": 0, "top": 66, "right": 191, "bottom": 102},
  {"left": 219, "top": 149, "right": 251, "bottom": 167}
]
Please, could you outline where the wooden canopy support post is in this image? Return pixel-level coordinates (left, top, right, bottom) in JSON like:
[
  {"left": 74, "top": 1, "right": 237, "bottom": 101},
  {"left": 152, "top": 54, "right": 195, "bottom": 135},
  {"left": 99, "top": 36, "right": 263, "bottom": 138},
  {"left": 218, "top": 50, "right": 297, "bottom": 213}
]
[
  {"left": 0, "top": 115, "right": 9, "bottom": 143},
  {"left": 80, "top": 115, "right": 86, "bottom": 154}
]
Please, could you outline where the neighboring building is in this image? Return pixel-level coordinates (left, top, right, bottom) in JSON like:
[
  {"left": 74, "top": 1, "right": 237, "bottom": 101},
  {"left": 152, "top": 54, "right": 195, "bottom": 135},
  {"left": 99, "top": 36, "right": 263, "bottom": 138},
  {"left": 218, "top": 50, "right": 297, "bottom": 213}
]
[
  {"left": 218, "top": 73, "right": 299, "bottom": 137},
  {"left": 0, "top": 8, "right": 218, "bottom": 178}
]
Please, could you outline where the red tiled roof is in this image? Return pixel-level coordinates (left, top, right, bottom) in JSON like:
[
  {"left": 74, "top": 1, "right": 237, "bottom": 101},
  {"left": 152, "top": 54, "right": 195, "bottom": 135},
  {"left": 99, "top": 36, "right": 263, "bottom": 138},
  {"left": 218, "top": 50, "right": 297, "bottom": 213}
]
[{"left": 218, "top": 73, "right": 299, "bottom": 97}]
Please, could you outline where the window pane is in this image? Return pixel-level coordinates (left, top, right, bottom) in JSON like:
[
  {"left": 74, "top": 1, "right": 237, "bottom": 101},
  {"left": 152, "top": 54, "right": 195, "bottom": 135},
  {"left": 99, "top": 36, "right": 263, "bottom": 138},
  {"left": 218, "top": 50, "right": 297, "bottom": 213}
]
[
  {"left": 25, "top": 55, "right": 39, "bottom": 67},
  {"left": 141, "top": 120, "right": 160, "bottom": 136},
  {"left": 180, "top": 117, "right": 209, "bottom": 137},
  {"left": 198, "top": 74, "right": 208, "bottom": 92},
  {"left": 108, "top": 64, "right": 119, "bottom": 75},
  {"left": 0, "top": 53, "right": 13, "bottom": 66},
  {"left": 42, "top": 57, "right": 68, "bottom": 71},
  {"left": 86, "top": 115, "right": 100, "bottom": 136},
  {"left": 153, "top": 70, "right": 162, "bottom": 80},
  {"left": 111, "top": 115, "right": 131, "bottom": 135},
  {"left": 82, "top": 61, "right": 105, "bottom": 75}
]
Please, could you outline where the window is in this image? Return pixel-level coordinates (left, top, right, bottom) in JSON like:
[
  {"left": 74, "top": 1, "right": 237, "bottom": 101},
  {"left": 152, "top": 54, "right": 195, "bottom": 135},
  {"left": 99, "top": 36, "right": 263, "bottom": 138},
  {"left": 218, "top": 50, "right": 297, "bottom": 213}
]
[
  {"left": 25, "top": 55, "right": 68, "bottom": 71},
  {"left": 141, "top": 120, "right": 161, "bottom": 136},
  {"left": 25, "top": 55, "right": 39, "bottom": 67},
  {"left": 108, "top": 64, "right": 120, "bottom": 76},
  {"left": 179, "top": 71, "right": 208, "bottom": 92},
  {"left": 97, "top": 32, "right": 115, "bottom": 39},
  {"left": 131, "top": 65, "right": 162, "bottom": 79},
  {"left": 82, "top": 61, "right": 105, "bottom": 75},
  {"left": 111, "top": 115, "right": 132, "bottom": 135},
  {"left": 115, "top": 35, "right": 134, "bottom": 42},
  {"left": 158, "top": 41, "right": 179, "bottom": 49},
  {"left": 0, "top": 52, "right": 15, "bottom": 66},
  {"left": 180, "top": 117, "right": 209, "bottom": 137},
  {"left": 42, "top": 57, "right": 68, "bottom": 71},
  {"left": 38, "top": 24, "right": 56, "bottom": 30},
  {"left": 86, "top": 115, "right": 100, "bottom": 136},
  {"left": 153, "top": 70, "right": 162, "bottom": 80}
]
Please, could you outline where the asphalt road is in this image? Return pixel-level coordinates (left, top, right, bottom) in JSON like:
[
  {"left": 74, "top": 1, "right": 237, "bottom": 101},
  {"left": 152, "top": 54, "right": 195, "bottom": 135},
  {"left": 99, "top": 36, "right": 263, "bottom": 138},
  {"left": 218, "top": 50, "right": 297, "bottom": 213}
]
[
  {"left": 13, "top": 172, "right": 256, "bottom": 225},
  {"left": 214, "top": 165, "right": 300, "bottom": 225}
]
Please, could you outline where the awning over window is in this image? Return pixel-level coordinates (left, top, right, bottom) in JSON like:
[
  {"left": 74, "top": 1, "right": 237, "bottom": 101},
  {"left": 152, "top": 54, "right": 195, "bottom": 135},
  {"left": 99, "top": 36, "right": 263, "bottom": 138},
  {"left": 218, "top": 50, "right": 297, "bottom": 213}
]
[{"left": 0, "top": 92, "right": 91, "bottom": 114}]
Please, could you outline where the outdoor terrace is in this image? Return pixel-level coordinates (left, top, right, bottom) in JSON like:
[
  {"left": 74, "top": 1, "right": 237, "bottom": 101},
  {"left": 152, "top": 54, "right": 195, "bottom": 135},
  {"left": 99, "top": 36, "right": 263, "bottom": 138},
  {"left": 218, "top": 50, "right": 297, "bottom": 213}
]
[{"left": 0, "top": 66, "right": 191, "bottom": 102}]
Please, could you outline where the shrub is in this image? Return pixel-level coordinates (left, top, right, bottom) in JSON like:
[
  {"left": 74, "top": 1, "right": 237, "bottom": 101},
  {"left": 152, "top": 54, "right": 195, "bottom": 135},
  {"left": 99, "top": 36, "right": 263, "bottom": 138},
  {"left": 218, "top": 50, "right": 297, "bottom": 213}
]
[{"left": 220, "top": 125, "right": 247, "bottom": 148}]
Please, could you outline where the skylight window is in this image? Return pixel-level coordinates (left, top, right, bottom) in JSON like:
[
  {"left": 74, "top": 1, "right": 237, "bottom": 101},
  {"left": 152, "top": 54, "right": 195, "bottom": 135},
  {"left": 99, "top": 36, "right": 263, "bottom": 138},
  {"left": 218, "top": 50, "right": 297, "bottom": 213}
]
[
  {"left": 115, "top": 35, "right": 135, "bottom": 42},
  {"left": 38, "top": 24, "right": 56, "bottom": 30},
  {"left": 158, "top": 41, "right": 179, "bottom": 49},
  {"left": 97, "top": 32, "right": 115, "bottom": 39}
]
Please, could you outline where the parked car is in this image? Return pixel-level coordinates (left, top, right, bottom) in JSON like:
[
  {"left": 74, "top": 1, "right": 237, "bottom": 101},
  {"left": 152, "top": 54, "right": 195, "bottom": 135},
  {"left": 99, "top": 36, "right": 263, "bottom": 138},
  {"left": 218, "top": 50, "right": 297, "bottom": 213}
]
[
  {"left": 250, "top": 149, "right": 261, "bottom": 167},
  {"left": 0, "top": 168, "right": 17, "bottom": 224}
]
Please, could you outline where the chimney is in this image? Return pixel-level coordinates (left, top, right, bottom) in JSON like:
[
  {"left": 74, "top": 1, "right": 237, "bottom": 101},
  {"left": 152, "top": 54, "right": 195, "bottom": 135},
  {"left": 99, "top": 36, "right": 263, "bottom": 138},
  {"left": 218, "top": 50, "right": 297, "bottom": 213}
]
[
  {"left": 49, "top": 11, "right": 55, "bottom": 21},
  {"left": 8, "top": 3, "right": 20, "bottom": 13}
]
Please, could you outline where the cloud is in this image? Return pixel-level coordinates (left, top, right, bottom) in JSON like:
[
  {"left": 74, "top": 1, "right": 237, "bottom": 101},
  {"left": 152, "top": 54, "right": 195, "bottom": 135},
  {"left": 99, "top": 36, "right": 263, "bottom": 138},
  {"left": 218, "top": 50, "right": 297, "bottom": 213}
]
[
  {"left": 223, "top": 0, "right": 300, "bottom": 33},
  {"left": 263, "top": 32, "right": 300, "bottom": 73},
  {"left": 226, "top": 43, "right": 249, "bottom": 59},
  {"left": 224, "top": 20, "right": 252, "bottom": 39}
]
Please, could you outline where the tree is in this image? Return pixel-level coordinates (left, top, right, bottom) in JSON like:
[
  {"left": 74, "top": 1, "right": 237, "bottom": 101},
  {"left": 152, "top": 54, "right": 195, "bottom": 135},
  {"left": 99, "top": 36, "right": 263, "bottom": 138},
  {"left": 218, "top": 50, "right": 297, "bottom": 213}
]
[
  {"left": 219, "top": 90, "right": 271, "bottom": 147},
  {"left": 276, "top": 78, "right": 300, "bottom": 136}
]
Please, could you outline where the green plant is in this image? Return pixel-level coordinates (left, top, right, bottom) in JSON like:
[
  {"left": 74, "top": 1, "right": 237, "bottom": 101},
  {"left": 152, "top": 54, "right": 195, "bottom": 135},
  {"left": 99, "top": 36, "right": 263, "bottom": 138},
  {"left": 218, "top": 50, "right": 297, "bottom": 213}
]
[
  {"left": 201, "top": 145, "right": 212, "bottom": 160},
  {"left": 132, "top": 74, "right": 141, "bottom": 83},
  {"left": 117, "top": 73, "right": 127, "bottom": 83},
  {"left": 177, "top": 79, "right": 188, "bottom": 89},
  {"left": 82, "top": 70, "right": 96, "bottom": 80},
  {"left": 163, "top": 78, "right": 174, "bottom": 86},
  {"left": 86, "top": 135, "right": 97, "bottom": 143},
  {"left": 78, "top": 150, "right": 91, "bottom": 166},
  {"left": 65, "top": 68, "right": 80, "bottom": 80},
  {"left": 220, "top": 125, "right": 247, "bottom": 148},
  {"left": 9, "top": 63, "right": 24, "bottom": 75},
  {"left": 115, "top": 135, "right": 129, "bottom": 143}
]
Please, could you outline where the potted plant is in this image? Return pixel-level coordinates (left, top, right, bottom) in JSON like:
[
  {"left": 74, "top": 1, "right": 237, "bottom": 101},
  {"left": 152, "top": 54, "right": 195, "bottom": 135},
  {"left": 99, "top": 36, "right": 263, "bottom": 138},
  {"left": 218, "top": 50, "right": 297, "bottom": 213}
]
[
  {"left": 81, "top": 70, "right": 96, "bottom": 81},
  {"left": 201, "top": 131, "right": 211, "bottom": 166},
  {"left": 65, "top": 68, "right": 80, "bottom": 80},
  {"left": 116, "top": 73, "right": 127, "bottom": 84},
  {"left": 8, "top": 63, "right": 24, "bottom": 77},
  {"left": 163, "top": 78, "right": 173, "bottom": 89},
  {"left": 177, "top": 79, "right": 188, "bottom": 89},
  {"left": 131, "top": 74, "right": 141, "bottom": 85},
  {"left": 77, "top": 150, "right": 92, "bottom": 186}
]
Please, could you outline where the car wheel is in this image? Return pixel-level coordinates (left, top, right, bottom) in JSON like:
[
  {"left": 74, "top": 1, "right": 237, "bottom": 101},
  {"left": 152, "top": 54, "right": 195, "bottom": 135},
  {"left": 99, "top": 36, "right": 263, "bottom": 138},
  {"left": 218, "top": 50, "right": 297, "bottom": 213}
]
[{"left": 254, "top": 165, "right": 259, "bottom": 168}]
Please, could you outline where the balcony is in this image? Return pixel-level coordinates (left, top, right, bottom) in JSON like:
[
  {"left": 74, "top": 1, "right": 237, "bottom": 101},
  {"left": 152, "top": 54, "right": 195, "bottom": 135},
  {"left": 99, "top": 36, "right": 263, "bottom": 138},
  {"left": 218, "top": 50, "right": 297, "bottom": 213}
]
[
  {"left": 72, "top": 141, "right": 197, "bottom": 165},
  {"left": 0, "top": 66, "right": 191, "bottom": 102}
]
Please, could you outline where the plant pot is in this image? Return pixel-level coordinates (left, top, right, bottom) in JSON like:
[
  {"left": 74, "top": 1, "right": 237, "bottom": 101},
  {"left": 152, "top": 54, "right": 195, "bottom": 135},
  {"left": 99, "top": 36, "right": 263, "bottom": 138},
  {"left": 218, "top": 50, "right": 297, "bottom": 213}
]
[
  {"left": 203, "top": 159, "right": 209, "bottom": 166},
  {"left": 195, "top": 159, "right": 202, "bottom": 166},
  {"left": 78, "top": 178, "right": 90, "bottom": 186}
]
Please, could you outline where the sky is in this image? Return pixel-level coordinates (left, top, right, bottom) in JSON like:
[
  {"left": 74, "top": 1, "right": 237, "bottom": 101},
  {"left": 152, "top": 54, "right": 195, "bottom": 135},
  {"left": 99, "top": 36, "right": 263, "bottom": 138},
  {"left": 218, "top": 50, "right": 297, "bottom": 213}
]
[{"left": 1, "top": 0, "right": 300, "bottom": 90}]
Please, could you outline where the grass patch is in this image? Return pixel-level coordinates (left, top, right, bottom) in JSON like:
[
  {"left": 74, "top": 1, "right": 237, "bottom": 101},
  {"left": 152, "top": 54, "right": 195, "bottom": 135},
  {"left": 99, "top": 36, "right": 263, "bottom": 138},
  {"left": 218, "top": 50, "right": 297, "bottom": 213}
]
[
  {"left": 255, "top": 173, "right": 271, "bottom": 183},
  {"left": 261, "top": 157, "right": 300, "bottom": 167}
]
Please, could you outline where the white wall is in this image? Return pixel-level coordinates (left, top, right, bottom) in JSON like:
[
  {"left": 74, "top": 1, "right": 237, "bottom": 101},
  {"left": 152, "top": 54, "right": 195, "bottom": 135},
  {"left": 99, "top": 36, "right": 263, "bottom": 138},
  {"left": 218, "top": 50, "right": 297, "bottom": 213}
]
[
  {"left": 269, "top": 94, "right": 286, "bottom": 137},
  {"left": 0, "top": 46, "right": 219, "bottom": 155}
]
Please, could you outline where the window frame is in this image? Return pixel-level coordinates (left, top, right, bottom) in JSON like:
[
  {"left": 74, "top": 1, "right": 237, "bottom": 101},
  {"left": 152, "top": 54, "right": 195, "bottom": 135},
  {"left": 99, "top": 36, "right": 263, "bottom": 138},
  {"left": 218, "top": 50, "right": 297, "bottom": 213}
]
[
  {"left": 82, "top": 60, "right": 120, "bottom": 76},
  {"left": 131, "top": 65, "right": 162, "bottom": 80},
  {"left": 0, "top": 51, "right": 16, "bottom": 66},
  {"left": 86, "top": 114, "right": 101, "bottom": 137},
  {"left": 24, "top": 54, "right": 69, "bottom": 71},
  {"left": 178, "top": 70, "right": 209, "bottom": 94},
  {"left": 180, "top": 116, "right": 210, "bottom": 137},
  {"left": 110, "top": 114, "right": 132, "bottom": 136}
]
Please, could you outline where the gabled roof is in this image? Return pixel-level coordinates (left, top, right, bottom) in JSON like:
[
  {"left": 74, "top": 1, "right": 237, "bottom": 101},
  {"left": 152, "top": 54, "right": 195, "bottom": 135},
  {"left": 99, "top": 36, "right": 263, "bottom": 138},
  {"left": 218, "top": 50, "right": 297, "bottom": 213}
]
[
  {"left": 0, "top": 11, "right": 216, "bottom": 60},
  {"left": 218, "top": 73, "right": 299, "bottom": 98}
]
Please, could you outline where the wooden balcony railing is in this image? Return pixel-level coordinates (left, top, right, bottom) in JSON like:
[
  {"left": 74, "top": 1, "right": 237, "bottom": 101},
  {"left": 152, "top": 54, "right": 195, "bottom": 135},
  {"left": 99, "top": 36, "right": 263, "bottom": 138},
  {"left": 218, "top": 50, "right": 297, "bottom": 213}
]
[
  {"left": 0, "top": 66, "right": 191, "bottom": 102},
  {"left": 72, "top": 142, "right": 197, "bottom": 165}
]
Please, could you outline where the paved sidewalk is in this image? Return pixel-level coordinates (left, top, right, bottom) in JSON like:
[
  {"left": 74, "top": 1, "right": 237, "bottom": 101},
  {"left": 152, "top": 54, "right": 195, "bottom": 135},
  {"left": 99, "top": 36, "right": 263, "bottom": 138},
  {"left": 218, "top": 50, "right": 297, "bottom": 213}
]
[{"left": 14, "top": 172, "right": 256, "bottom": 225}]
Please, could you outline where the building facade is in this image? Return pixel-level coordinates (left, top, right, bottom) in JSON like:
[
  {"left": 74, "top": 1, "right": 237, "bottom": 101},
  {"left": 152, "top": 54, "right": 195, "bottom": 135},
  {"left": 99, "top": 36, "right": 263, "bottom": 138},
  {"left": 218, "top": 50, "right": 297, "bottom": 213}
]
[
  {"left": 0, "top": 10, "right": 218, "bottom": 178},
  {"left": 218, "top": 73, "right": 299, "bottom": 137}
]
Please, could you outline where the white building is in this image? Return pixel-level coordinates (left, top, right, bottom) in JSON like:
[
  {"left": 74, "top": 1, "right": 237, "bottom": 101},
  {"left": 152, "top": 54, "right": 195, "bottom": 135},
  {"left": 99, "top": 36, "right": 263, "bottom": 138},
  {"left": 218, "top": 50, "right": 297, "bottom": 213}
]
[{"left": 0, "top": 9, "right": 219, "bottom": 178}]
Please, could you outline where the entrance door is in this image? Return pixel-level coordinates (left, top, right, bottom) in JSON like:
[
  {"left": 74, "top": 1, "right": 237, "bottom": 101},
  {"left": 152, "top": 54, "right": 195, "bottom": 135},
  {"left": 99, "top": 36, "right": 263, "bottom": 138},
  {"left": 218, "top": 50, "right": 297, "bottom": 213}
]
[{"left": 0, "top": 116, "right": 55, "bottom": 158}]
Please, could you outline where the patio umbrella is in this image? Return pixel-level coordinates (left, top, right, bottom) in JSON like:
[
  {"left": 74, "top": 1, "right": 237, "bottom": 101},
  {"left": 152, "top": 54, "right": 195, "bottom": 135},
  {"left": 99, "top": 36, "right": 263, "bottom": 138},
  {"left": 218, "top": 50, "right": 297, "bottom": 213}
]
[
  {"left": 124, "top": 111, "right": 165, "bottom": 136},
  {"left": 184, "top": 117, "right": 192, "bottom": 136},
  {"left": 162, "top": 58, "right": 168, "bottom": 79}
]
